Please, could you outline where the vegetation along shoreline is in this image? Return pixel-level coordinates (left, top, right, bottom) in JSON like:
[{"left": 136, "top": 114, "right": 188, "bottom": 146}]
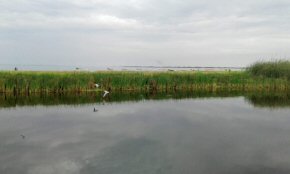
[{"left": 0, "top": 60, "right": 289, "bottom": 94}]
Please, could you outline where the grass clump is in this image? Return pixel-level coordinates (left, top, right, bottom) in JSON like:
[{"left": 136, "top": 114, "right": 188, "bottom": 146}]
[{"left": 247, "top": 60, "right": 290, "bottom": 79}]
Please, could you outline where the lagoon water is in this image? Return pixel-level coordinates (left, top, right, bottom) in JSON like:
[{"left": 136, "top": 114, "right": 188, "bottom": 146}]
[{"left": 0, "top": 96, "right": 290, "bottom": 174}]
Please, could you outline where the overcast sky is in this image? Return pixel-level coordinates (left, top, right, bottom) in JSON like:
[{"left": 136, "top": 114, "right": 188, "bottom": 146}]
[{"left": 1, "top": 0, "right": 290, "bottom": 67}]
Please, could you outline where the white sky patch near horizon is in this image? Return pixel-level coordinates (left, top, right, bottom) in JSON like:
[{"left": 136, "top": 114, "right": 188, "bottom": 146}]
[{"left": 0, "top": 0, "right": 290, "bottom": 68}]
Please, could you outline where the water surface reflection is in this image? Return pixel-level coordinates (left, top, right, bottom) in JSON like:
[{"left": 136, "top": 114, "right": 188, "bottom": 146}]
[
  {"left": 1, "top": 91, "right": 290, "bottom": 108},
  {"left": 0, "top": 94, "right": 290, "bottom": 173}
]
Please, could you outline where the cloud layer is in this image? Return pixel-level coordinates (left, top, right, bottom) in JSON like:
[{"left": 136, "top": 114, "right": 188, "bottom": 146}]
[{"left": 1, "top": 0, "right": 290, "bottom": 67}]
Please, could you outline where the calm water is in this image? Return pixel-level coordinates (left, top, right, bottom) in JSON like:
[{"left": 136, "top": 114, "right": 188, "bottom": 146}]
[{"left": 0, "top": 94, "right": 290, "bottom": 174}]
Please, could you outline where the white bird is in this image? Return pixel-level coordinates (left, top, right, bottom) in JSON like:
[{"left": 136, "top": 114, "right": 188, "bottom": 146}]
[
  {"left": 103, "top": 90, "right": 109, "bottom": 98},
  {"left": 95, "top": 84, "right": 100, "bottom": 88}
]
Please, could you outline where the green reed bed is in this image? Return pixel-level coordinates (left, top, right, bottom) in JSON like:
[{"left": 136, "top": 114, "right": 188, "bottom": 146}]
[
  {"left": 247, "top": 60, "right": 290, "bottom": 79},
  {"left": 0, "top": 70, "right": 289, "bottom": 94}
]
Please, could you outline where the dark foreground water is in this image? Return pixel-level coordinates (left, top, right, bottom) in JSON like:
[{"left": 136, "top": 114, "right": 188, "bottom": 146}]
[{"left": 0, "top": 93, "right": 290, "bottom": 174}]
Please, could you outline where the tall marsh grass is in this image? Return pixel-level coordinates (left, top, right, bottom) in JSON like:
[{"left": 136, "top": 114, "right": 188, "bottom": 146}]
[
  {"left": 0, "top": 70, "right": 289, "bottom": 94},
  {"left": 247, "top": 60, "right": 290, "bottom": 79}
]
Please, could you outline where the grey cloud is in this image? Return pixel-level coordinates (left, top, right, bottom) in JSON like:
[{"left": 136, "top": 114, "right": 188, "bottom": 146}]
[{"left": 0, "top": 0, "right": 290, "bottom": 67}]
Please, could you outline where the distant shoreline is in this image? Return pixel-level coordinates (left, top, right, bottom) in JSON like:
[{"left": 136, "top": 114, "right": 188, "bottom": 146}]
[
  {"left": 124, "top": 66, "right": 245, "bottom": 69},
  {"left": 0, "top": 64, "right": 245, "bottom": 72}
]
